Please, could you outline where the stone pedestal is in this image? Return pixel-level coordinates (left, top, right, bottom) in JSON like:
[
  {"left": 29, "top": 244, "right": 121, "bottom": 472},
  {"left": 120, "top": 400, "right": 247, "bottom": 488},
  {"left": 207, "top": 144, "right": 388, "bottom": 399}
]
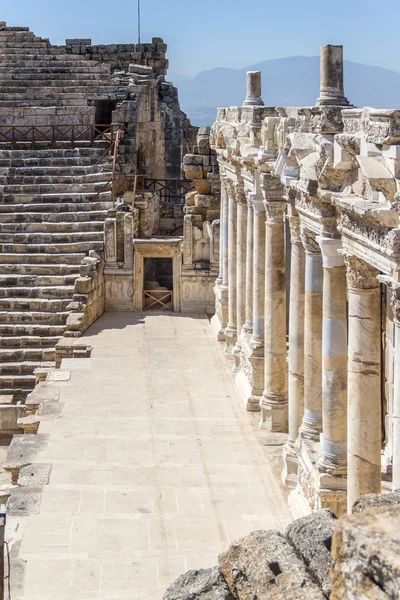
[
  {"left": 236, "top": 194, "right": 265, "bottom": 411},
  {"left": 345, "top": 255, "right": 381, "bottom": 512},
  {"left": 224, "top": 184, "right": 237, "bottom": 353},
  {"left": 233, "top": 195, "right": 248, "bottom": 371},
  {"left": 260, "top": 202, "right": 288, "bottom": 432},
  {"left": 282, "top": 215, "right": 305, "bottom": 487}
]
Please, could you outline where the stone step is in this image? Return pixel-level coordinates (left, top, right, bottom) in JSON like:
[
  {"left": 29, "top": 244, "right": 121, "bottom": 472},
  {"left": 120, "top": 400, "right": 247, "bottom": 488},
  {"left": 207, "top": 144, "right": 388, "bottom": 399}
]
[
  {"left": 0, "top": 273, "right": 78, "bottom": 286},
  {"left": 0, "top": 285, "right": 75, "bottom": 299},
  {"left": 1, "top": 240, "right": 102, "bottom": 253},
  {"left": 0, "top": 263, "right": 81, "bottom": 275},
  {"left": 0, "top": 74, "right": 111, "bottom": 84},
  {"left": 0, "top": 335, "right": 60, "bottom": 348},
  {"left": 0, "top": 374, "right": 37, "bottom": 393},
  {"left": 0, "top": 252, "right": 87, "bottom": 264},
  {"left": 8, "top": 164, "right": 110, "bottom": 176},
  {"left": 0, "top": 209, "right": 109, "bottom": 222},
  {"left": 0, "top": 202, "right": 112, "bottom": 214},
  {"left": 0, "top": 82, "right": 116, "bottom": 92},
  {"left": 0, "top": 52, "right": 89, "bottom": 61},
  {"left": 3, "top": 180, "right": 112, "bottom": 194},
  {"left": 0, "top": 231, "right": 104, "bottom": 244},
  {"left": 0, "top": 297, "right": 72, "bottom": 311},
  {"left": 0, "top": 146, "right": 109, "bottom": 158},
  {"left": 0, "top": 67, "right": 109, "bottom": 76},
  {"left": 0, "top": 348, "right": 55, "bottom": 362},
  {"left": 0, "top": 323, "right": 66, "bottom": 336},
  {"left": 1, "top": 191, "right": 112, "bottom": 205},
  {"left": 7, "top": 173, "right": 111, "bottom": 185},
  {"left": 0, "top": 361, "right": 54, "bottom": 375},
  {"left": 0, "top": 59, "right": 108, "bottom": 68},
  {"left": 0, "top": 157, "right": 110, "bottom": 168},
  {"left": 0, "top": 220, "right": 105, "bottom": 232},
  {"left": 0, "top": 310, "right": 69, "bottom": 324},
  {"left": 0, "top": 99, "right": 90, "bottom": 107}
]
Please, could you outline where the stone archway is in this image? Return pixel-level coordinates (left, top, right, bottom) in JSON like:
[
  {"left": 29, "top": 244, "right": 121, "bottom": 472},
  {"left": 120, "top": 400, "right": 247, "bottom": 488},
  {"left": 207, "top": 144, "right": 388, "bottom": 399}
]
[{"left": 133, "top": 237, "right": 182, "bottom": 312}]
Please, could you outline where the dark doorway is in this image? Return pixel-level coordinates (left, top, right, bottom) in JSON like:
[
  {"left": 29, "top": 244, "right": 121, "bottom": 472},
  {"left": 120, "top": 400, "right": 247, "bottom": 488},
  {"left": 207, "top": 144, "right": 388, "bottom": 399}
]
[
  {"left": 143, "top": 258, "right": 173, "bottom": 310},
  {"left": 95, "top": 100, "right": 116, "bottom": 129}
]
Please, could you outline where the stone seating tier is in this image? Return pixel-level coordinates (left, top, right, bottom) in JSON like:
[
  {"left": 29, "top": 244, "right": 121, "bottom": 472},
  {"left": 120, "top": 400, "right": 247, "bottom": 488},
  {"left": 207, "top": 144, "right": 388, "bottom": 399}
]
[{"left": 0, "top": 143, "right": 113, "bottom": 398}]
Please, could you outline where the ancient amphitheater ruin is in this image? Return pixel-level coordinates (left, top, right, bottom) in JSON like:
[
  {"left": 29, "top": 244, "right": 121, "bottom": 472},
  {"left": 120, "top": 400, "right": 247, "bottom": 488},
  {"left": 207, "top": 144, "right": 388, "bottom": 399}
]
[{"left": 0, "top": 18, "right": 398, "bottom": 600}]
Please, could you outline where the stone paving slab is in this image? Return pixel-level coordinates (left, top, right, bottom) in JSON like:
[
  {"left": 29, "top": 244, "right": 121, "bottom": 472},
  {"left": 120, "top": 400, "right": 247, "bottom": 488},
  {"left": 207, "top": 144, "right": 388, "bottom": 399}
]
[{"left": 13, "top": 312, "right": 291, "bottom": 599}]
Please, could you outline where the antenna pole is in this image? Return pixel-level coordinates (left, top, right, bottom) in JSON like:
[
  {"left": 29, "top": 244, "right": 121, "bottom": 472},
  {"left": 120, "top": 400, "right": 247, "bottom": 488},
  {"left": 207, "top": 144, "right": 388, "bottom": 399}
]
[{"left": 138, "top": 0, "right": 141, "bottom": 44}]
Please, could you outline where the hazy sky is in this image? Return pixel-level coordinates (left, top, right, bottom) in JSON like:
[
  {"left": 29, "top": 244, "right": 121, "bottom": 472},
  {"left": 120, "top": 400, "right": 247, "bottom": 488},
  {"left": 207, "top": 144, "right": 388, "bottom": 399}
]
[{"left": 3, "top": 0, "right": 400, "bottom": 76}]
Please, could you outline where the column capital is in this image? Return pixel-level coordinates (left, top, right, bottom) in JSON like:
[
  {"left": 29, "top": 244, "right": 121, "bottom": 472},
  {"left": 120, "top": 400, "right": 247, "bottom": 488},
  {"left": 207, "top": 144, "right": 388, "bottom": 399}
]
[
  {"left": 288, "top": 215, "right": 302, "bottom": 245},
  {"left": 317, "top": 236, "right": 344, "bottom": 268},
  {"left": 264, "top": 201, "right": 286, "bottom": 224},
  {"left": 343, "top": 254, "right": 380, "bottom": 291},
  {"left": 235, "top": 186, "right": 247, "bottom": 206},
  {"left": 300, "top": 227, "right": 321, "bottom": 254},
  {"left": 225, "top": 179, "right": 236, "bottom": 198},
  {"left": 379, "top": 275, "right": 400, "bottom": 323},
  {"left": 249, "top": 193, "right": 265, "bottom": 214}
]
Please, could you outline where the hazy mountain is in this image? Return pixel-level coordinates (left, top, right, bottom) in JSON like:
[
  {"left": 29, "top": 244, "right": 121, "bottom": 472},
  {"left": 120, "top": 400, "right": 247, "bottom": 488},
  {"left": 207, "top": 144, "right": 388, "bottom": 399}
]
[{"left": 171, "top": 56, "right": 400, "bottom": 127}]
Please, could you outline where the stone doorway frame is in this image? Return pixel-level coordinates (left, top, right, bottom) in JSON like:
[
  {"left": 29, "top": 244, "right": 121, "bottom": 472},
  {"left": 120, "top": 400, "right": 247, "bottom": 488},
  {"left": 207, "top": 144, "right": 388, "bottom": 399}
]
[{"left": 133, "top": 237, "right": 182, "bottom": 312}]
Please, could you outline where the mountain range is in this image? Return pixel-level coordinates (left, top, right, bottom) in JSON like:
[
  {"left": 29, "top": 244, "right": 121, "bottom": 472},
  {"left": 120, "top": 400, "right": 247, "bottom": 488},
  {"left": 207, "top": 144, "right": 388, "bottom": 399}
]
[{"left": 171, "top": 56, "right": 400, "bottom": 127}]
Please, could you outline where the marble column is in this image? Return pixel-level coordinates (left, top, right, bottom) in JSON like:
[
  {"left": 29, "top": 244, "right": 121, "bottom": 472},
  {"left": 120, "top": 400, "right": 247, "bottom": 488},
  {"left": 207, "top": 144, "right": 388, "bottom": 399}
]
[
  {"left": 316, "top": 44, "right": 349, "bottom": 107},
  {"left": 318, "top": 238, "right": 347, "bottom": 476},
  {"left": 300, "top": 230, "right": 323, "bottom": 440},
  {"left": 260, "top": 201, "right": 288, "bottom": 432},
  {"left": 282, "top": 214, "right": 305, "bottom": 486},
  {"left": 345, "top": 255, "right": 381, "bottom": 512},
  {"left": 244, "top": 199, "right": 254, "bottom": 334},
  {"left": 233, "top": 192, "right": 248, "bottom": 370},
  {"left": 212, "top": 179, "right": 229, "bottom": 340},
  {"left": 242, "top": 71, "right": 264, "bottom": 107},
  {"left": 225, "top": 183, "right": 237, "bottom": 353}
]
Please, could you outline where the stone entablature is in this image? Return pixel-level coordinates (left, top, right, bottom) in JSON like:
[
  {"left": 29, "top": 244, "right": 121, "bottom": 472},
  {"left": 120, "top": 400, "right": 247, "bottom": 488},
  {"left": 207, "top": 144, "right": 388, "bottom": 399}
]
[{"left": 210, "top": 46, "right": 400, "bottom": 518}]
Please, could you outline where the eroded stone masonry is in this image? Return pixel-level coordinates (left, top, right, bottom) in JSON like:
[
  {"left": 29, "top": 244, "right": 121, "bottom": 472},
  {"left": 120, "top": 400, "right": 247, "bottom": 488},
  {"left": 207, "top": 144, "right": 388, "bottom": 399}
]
[{"left": 0, "top": 17, "right": 399, "bottom": 600}]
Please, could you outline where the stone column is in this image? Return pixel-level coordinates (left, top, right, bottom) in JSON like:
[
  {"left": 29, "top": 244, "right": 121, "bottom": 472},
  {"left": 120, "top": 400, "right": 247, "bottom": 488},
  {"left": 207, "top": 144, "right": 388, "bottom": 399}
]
[
  {"left": 123, "top": 213, "right": 134, "bottom": 268},
  {"left": 216, "top": 184, "right": 225, "bottom": 285},
  {"left": 104, "top": 216, "right": 117, "bottom": 265},
  {"left": 225, "top": 183, "right": 237, "bottom": 353},
  {"left": 244, "top": 199, "right": 254, "bottom": 333},
  {"left": 251, "top": 196, "right": 266, "bottom": 348},
  {"left": 282, "top": 213, "right": 305, "bottom": 486},
  {"left": 233, "top": 191, "right": 248, "bottom": 370},
  {"left": 260, "top": 201, "right": 288, "bottom": 432},
  {"left": 242, "top": 71, "right": 264, "bottom": 107},
  {"left": 318, "top": 238, "right": 347, "bottom": 476},
  {"left": 212, "top": 179, "right": 229, "bottom": 340},
  {"left": 317, "top": 44, "right": 349, "bottom": 107},
  {"left": 300, "top": 230, "right": 323, "bottom": 440},
  {"left": 345, "top": 255, "right": 381, "bottom": 511}
]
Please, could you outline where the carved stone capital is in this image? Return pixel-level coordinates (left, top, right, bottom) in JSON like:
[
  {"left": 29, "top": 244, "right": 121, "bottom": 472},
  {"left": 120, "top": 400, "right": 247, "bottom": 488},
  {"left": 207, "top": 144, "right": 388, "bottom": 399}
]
[
  {"left": 225, "top": 179, "right": 236, "bottom": 199},
  {"left": 235, "top": 186, "right": 247, "bottom": 206},
  {"left": 379, "top": 275, "right": 400, "bottom": 323},
  {"left": 343, "top": 254, "right": 379, "bottom": 291},
  {"left": 264, "top": 201, "right": 286, "bottom": 224},
  {"left": 300, "top": 227, "right": 320, "bottom": 254}
]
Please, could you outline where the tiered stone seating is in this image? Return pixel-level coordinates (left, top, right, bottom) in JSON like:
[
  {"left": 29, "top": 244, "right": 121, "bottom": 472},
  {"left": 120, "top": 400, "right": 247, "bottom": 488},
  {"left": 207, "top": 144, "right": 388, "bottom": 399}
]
[{"left": 0, "top": 143, "right": 113, "bottom": 398}]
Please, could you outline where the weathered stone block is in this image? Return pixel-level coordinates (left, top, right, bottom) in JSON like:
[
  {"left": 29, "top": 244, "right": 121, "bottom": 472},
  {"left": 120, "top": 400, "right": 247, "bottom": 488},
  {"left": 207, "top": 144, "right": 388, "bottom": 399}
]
[
  {"left": 352, "top": 491, "right": 400, "bottom": 513},
  {"left": 163, "top": 566, "right": 234, "bottom": 600},
  {"left": 286, "top": 509, "right": 336, "bottom": 597},
  {"left": 219, "top": 530, "right": 326, "bottom": 600},
  {"left": 331, "top": 505, "right": 400, "bottom": 599}
]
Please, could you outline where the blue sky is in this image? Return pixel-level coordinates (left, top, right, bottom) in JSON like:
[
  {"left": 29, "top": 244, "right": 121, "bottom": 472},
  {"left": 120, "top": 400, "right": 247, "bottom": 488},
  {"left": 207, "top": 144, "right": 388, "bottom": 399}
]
[{"left": 3, "top": 0, "right": 400, "bottom": 77}]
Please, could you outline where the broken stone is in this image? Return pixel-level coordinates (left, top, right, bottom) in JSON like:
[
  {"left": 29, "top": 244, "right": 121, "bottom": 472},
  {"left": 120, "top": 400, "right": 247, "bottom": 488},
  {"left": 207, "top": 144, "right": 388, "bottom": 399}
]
[
  {"left": 219, "top": 530, "right": 326, "bottom": 600},
  {"left": 163, "top": 566, "right": 234, "bottom": 600},
  {"left": 352, "top": 491, "right": 400, "bottom": 513},
  {"left": 6, "top": 487, "right": 42, "bottom": 516},
  {"left": 285, "top": 509, "right": 336, "bottom": 597}
]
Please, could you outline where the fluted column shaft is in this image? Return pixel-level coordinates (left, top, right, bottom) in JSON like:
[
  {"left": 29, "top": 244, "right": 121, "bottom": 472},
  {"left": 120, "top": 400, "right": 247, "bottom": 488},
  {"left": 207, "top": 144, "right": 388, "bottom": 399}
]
[
  {"left": 225, "top": 185, "right": 237, "bottom": 351},
  {"left": 300, "top": 231, "right": 323, "bottom": 440},
  {"left": 260, "top": 202, "right": 288, "bottom": 432},
  {"left": 318, "top": 238, "right": 348, "bottom": 475},
  {"left": 244, "top": 201, "right": 254, "bottom": 333},
  {"left": 250, "top": 196, "right": 266, "bottom": 346},
  {"left": 345, "top": 255, "right": 381, "bottom": 512},
  {"left": 221, "top": 181, "right": 229, "bottom": 291},
  {"left": 233, "top": 196, "right": 248, "bottom": 369},
  {"left": 217, "top": 184, "right": 226, "bottom": 284}
]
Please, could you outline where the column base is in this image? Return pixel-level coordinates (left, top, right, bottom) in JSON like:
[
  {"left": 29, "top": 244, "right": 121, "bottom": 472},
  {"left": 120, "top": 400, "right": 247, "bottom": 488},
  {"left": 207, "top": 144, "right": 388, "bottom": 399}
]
[
  {"left": 260, "top": 394, "right": 288, "bottom": 433},
  {"left": 282, "top": 442, "right": 299, "bottom": 488},
  {"left": 289, "top": 437, "right": 347, "bottom": 519},
  {"left": 224, "top": 325, "right": 237, "bottom": 355},
  {"left": 212, "top": 283, "right": 228, "bottom": 341},
  {"left": 235, "top": 333, "right": 263, "bottom": 412}
]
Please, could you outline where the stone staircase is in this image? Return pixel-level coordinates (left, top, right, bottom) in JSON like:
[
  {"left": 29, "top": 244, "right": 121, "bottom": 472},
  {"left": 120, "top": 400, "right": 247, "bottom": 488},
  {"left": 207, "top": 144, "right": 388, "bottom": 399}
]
[{"left": 0, "top": 143, "right": 113, "bottom": 399}]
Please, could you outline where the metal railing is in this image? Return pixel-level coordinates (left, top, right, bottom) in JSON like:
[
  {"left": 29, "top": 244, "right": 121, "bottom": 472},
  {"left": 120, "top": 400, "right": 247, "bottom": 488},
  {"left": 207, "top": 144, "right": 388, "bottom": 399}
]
[{"left": 0, "top": 124, "right": 117, "bottom": 149}]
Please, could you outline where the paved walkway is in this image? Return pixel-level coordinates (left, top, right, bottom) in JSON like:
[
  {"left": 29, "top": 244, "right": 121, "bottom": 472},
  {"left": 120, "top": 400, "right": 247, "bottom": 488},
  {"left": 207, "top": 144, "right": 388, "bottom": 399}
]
[{"left": 15, "top": 312, "right": 291, "bottom": 600}]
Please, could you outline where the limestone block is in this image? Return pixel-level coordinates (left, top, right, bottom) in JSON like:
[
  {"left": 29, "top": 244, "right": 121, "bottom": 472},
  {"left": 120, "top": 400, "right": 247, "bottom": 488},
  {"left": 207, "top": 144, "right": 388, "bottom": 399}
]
[
  {"left": 285, "top": 509, "right": 336, "bottom": 597},
  {"left": 333, "top": 139, "right": 354, "bottom": 170},
  {"left": 194, "top": 179, "right": 212, "bottom": 194},
  {"left": 352, "top": 491, "right": 400, "bottom": 513},
  {"left": 184, "top": 165, "right": 204, "bottom": 180},
  {"left": 6, "top": 487, "right": 42, "bottom": 516},
  {"left": 331, "top": 506, "right": 400, "bottom": 599},
  {"left": 163, "top": 567, "right": 233, "bottom": 599},
  {"left": 219, "top": 530, "right": 326, "bottom": 600}
]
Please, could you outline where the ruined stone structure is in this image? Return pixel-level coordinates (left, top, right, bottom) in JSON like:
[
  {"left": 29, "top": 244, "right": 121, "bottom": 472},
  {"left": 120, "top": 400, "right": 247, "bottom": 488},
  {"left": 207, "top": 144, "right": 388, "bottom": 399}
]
[
  {"left": 0, "top": 21, "right": 195, "bottom": 403},
  {"left": 211, "top": 45, "right": 400, "bottom": 518}
]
